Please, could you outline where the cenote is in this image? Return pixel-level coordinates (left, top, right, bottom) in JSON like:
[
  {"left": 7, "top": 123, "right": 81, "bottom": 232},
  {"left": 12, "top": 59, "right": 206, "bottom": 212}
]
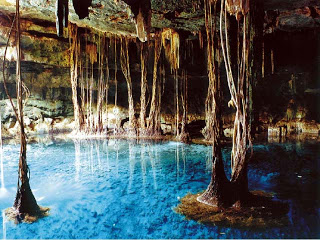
[
  {"left": 0, "top": 139, "right": 319, "bottom": 239},
  {"left": 1, "top": 0, "right": 320, "bottom": 239}
]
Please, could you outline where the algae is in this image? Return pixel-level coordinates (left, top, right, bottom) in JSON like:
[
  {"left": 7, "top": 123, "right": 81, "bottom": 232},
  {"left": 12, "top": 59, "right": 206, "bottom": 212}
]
[{"left": 175, "top": 191, "right": 289, "bottom": 228}]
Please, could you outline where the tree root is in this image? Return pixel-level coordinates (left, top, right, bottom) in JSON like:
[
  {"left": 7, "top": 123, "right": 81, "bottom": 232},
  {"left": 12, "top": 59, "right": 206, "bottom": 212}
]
[
  {"left": 175, "top": 191, "right": 288, "bottom": 228},
  {"left": 5, "top": 206, "right": 49, "bottom": 224},
  {"left": 177, "top": 131, "right": 191, "bottom": 143}
]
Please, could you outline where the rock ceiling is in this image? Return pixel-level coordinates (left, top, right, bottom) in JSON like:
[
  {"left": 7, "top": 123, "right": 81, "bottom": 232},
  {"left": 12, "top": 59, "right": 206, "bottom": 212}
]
[{"left": 0, "top": 0, "right": 319, "bottom": 38}]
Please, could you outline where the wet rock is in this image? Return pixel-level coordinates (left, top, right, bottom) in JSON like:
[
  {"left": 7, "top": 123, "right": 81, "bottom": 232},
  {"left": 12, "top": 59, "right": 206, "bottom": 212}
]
[
  {"left": 161, "top": 123, "right": 172, "bottom": 135},
  {"left": 52, "top": 117, "right": 74, "bottom": 134},
  {"left": 7, "top": 121, "right": 20, "bottom": 136},
  {"left": 278, "top": 12, "right": 317, "bottom": 31},
  {"left": 24, "top": 116, "right": 32, "bottom": 126},
  {"left": 44, "top": 117, "right": 53, "bottom": 125},
  {"left": 34, "top": 119, "right": 51, "bottom": 134},
  {"left": 268, "top": 126, "right": 281, "bottom": 137},
  {"left": 287, "top": 120, "right": 320, "bottom": 135},
  {"left": 25, "top": 107, "right": 43, "bottom": 120},
  {"left": 270, "top": 120, "right": 320, "bottom": 136},
  {"left": 224, "top": 127, "right": 234, "bottom": 138},
  {"left": 5, "top": 117, "right": 17, "bottom": 129}
]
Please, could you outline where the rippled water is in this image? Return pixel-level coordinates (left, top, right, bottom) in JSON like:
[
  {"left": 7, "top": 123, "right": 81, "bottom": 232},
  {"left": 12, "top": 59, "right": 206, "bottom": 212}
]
[{"left": 0, "top": 139, "right": 319, "bottom": 239}]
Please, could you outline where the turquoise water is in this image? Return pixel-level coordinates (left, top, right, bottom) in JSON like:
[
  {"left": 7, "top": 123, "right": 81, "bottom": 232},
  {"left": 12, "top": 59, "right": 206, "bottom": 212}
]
[{"left": 0, "top": 139, "right": 319, "bottom": 239}]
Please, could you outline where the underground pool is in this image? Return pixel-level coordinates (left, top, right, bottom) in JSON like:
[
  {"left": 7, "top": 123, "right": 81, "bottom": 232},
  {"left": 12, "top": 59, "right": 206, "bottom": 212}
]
[{"left": 0, "top": 139, "right": 319, "bottom": 239}]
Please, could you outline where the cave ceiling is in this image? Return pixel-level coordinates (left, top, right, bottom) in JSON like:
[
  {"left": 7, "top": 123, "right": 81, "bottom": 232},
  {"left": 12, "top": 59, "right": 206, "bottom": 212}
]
[{"left": 0, "top": 0, "right": 319, "bottom": 38}]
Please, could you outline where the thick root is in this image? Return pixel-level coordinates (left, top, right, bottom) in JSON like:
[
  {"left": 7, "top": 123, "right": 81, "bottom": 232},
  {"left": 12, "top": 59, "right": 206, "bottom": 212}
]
[
  {"left": 5, "top": 206, "right": 49, "bottom": 224},
  {"left": 177, "top": 132, "right": 191, "bottom": 143},
  {"left": 175, "top": 191, "right": 288, "bottom": 228}
]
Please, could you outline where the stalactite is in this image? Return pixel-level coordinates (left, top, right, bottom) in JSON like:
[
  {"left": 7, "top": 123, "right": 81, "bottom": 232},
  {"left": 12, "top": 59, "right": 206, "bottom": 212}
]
[
  {"left": 55, "top": 0, "right": 68, "bottom": 37},
  {"left": 72, "top": 0, "right": 92, "bottom": 19},
  {"left": 147, "top": 32, "right": 162, "bottom": 136},
  {"left": 139, "top": 41, "right": 148, "bottom": 132},
  {"left": 226, "top": 0, "right": 249, "bottom": 19},
  {"left": 134, "top": 7, "right": 148, "bottom": 42},
  {"left": 69, "top": 23, "right": 85, "bottom": 132},
  {"left": 162, "top": 28, "right": 180, "bottom": 73},
  {"left": 120, "top": 36, "right": 136, "bottom": 133},
  {"left": 123, "top": 0, "right": 151, "bottom": 42},
  {"left": 161, "top": 28, "right": 180, "bottom": 137}
]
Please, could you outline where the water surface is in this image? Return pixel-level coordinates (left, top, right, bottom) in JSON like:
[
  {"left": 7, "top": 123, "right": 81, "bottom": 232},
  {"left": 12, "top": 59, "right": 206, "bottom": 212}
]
[{"left": 0, "top": 139, "right": 319, "bottom": 238}]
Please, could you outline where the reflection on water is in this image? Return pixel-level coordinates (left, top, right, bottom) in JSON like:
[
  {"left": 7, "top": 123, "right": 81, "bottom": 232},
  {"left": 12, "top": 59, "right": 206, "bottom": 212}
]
[
  {"left": 128, "top": 142, "right": 135, "bottom": 193},
  {"left": 140, "top": 144, "right": 147, "bottom": 195},
  {"left": 0, "top": 148, "right": 4, "bottom": 190},
  {"left": 0, "top": 139, "right": 319, "bottom": 239},
  {"left": 0, "top": 143, "right": 8, "bottom": 200},
  {"left": 74, "top": 140, "right": 81, "bottom": 182},
  {"left": 0, "top": 121, "right": 5, "bottom": 191},
  {"left": 2, "top": 210, "right": 6, "bottom": 240}
]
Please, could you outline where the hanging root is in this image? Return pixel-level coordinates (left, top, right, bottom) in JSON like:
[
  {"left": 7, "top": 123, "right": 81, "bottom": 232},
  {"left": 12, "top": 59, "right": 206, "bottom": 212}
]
[
  {"left": 202, "top": 0, "right": 218, "bottom": 141},
  {"left": 3, "top": 0, "right": 49, "bottom": 224},
  {"left": 146, "top": 32, "right": 162, "bottom": 137},
  {"left": 139, "top": 41, "right": 148, "bottom": 131},
  {"left": 220, "top": 0, "right": 253, "bottom": 200},
  {"left": 120, "top": 36, "right": 136, "bottom": 135},
  {"left": 69, "top": 23, "right": 85, "bottom": 133},
  {"left": 96, "top": 33, "right": 106, "bottom": 133},
  {"left": 178, "top": 68, "right": 190, "bottom": 143}
]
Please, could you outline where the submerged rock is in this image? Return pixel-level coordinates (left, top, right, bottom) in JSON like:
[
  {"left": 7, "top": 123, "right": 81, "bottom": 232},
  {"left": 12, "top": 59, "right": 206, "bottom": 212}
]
[{"left": 175, "top": 191, "right": 289, "bottom": 228}]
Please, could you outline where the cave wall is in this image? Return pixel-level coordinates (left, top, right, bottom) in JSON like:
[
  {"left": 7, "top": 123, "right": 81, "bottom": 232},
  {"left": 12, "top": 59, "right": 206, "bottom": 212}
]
[
  {"left": 0, "top": 7, "right": 319, "bottom": 138},
  {"left": 258, "top": 30, "right": 320, "bottom": 127}
]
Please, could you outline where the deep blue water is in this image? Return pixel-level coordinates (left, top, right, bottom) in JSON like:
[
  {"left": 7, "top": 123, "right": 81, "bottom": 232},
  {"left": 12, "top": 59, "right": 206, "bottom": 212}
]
[{"left": 0, "top": 139, "right": 319, "bottom": 239}]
